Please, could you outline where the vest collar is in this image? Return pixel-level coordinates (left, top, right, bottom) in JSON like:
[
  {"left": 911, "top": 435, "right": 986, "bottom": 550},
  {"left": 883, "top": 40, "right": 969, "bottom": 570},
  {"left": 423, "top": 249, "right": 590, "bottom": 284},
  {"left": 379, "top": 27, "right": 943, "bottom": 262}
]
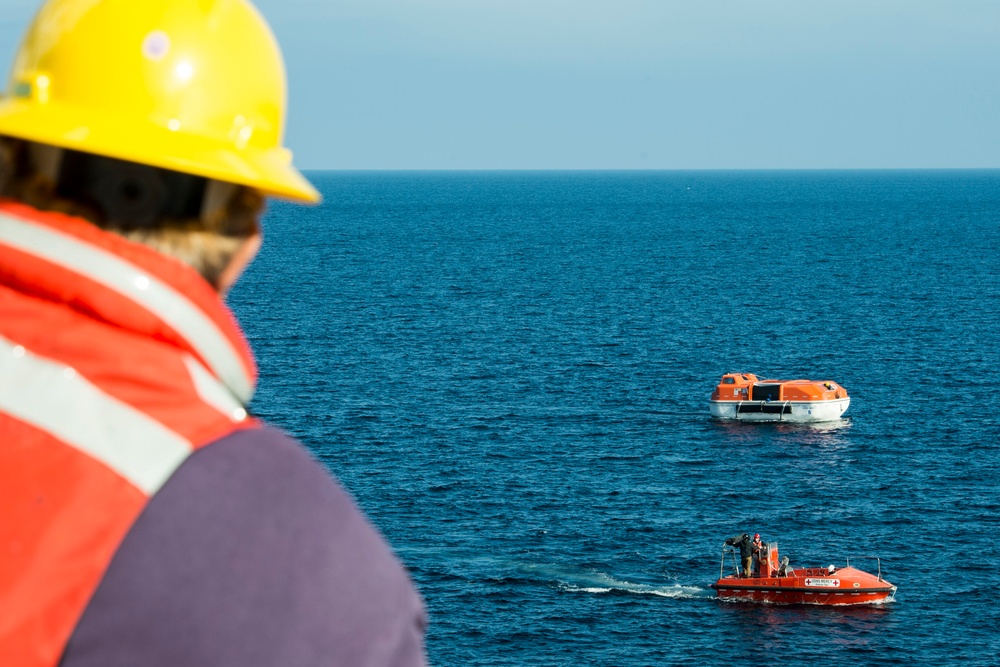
[{"left": 0, "top": 200, "right": 257, "bottom": 403}]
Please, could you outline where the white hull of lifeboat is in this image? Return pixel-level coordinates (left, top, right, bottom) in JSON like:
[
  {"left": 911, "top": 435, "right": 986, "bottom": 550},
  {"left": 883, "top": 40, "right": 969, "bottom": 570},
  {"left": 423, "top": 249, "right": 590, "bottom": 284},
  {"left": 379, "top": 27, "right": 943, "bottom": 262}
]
[{"left": 709, "top": 398, "right": 850, "bottom": 423}]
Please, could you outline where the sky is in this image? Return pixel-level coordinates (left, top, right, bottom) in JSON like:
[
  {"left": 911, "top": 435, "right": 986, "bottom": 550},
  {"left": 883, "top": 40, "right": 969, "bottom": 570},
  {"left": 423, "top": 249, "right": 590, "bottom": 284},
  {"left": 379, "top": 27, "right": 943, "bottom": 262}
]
[{"left": 2, "top": 0, "right": 1000, "bottom": 170}]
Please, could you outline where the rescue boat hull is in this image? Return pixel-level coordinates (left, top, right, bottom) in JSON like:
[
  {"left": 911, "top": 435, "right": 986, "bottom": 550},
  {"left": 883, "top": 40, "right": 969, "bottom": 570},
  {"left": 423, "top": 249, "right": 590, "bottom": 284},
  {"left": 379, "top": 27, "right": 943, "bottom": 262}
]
[
  {"left": 712, "top": 566, "right": 896, "bottom": 606},
  {"left": 709, "top": 397, "right": 850, "bottom": 423}
]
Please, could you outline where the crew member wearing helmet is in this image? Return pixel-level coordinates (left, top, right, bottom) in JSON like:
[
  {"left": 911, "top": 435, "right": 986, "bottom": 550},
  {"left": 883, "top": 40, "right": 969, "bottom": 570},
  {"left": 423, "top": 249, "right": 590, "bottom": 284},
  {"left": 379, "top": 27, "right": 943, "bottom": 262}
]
[
  {"left": 751, "top": 533, "right": 766, "bottom": 575},
  {"left": 724, "top": 533, "right": 758, "bottom": 577},
  {"left": 0, "top": 1, "right": 426, "bottom": 665}
]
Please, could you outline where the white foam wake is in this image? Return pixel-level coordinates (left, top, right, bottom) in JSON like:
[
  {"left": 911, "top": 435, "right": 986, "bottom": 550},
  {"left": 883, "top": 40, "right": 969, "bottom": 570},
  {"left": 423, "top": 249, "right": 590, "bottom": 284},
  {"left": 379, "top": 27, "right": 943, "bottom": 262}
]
[
  {"left": 561, "top": 579, "right": 707, "bottom": 599},
  {"left": 516, "top": 563, "right": 709, "bottom": 599}
]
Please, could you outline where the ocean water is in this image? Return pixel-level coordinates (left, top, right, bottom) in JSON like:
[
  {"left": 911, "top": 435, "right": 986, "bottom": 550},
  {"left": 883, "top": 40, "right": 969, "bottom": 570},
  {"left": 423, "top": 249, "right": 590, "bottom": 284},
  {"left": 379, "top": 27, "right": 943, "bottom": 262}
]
[{"left": 229, "top": 171, "right": 1000, "bottom": 666}]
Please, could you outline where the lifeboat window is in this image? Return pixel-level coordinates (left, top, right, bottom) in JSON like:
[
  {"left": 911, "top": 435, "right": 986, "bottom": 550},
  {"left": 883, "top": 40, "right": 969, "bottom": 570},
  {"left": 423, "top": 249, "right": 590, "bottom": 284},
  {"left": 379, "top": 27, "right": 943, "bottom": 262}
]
[{"left": 722, "top": 377, "right": 735, "bottom": 384}]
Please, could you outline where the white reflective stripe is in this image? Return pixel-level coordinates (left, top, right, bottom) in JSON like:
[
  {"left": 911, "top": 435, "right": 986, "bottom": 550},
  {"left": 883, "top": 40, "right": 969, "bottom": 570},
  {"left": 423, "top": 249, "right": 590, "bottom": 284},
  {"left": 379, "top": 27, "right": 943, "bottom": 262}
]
[
  {"left": 0, "top": 213, "right": 253, "bottom": 403},
  {"left": 183, "top": 355, "right": 248, "bottom": 423},
  {"left": 0, "top": 335, "right": 192, "bottom": 495}
]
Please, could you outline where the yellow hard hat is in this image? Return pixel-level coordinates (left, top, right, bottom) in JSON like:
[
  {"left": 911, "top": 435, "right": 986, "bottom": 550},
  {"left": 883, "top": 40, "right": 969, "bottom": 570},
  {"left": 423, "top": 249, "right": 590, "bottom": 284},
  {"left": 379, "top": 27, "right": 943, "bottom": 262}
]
[{"left": 0, "top": 0, "right": 319, "bottom": 203}]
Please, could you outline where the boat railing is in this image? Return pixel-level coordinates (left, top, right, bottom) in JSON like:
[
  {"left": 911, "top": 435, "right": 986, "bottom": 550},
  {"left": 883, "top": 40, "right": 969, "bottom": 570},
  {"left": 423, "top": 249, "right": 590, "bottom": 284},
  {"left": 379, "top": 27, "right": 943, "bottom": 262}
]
[
  {"left": 720, "top": 545, "right": 740, "bottom": 579},
  {"left": 844, "top": 555, "right": 886, "bottom": 581}
]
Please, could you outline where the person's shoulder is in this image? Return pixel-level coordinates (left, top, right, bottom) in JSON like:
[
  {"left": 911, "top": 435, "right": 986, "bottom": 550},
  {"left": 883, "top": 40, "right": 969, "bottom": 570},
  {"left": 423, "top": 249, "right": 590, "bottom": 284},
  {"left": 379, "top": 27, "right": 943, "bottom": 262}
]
[
  {"left": 61, "top": 424, "right": 427, "bottom": 667},
  {"left": 196, "top": 423, "right": 352, "bottom": 512}
]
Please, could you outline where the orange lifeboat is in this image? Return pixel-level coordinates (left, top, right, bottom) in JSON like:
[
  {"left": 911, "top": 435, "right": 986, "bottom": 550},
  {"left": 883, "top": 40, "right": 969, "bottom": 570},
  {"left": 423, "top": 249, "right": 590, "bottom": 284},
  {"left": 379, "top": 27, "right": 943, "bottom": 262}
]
[
  {"left": 711, "top": 541, "right": 896, "bottom": 605},
  {"left": 709, "top": 372, "right": 850, "bottom": 422}
]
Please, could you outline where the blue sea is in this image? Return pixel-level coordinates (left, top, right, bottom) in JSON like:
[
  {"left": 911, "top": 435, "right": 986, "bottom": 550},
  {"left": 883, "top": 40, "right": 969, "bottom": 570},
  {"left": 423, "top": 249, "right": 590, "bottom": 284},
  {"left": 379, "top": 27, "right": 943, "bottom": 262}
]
[{"left": 230, "top": 171, "right": 1000, "bottom": 666}]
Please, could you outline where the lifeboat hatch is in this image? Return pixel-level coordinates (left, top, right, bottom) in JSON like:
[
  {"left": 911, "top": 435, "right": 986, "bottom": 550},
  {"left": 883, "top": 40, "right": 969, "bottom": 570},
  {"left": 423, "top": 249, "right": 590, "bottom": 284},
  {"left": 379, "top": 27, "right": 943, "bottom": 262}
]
[
  {"left": 751, "top": 384, "right": 781, "bottom": 402},
  {"left": 738, "top": 403, "right": 791, "bottom": 415}
]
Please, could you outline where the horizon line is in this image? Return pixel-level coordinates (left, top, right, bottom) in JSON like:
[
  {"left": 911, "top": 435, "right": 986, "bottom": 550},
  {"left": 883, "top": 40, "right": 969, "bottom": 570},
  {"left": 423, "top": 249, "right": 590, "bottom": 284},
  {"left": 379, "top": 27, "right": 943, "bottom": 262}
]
[{"left": 301, "top": 166, "right": 1000, "bottom": 173}]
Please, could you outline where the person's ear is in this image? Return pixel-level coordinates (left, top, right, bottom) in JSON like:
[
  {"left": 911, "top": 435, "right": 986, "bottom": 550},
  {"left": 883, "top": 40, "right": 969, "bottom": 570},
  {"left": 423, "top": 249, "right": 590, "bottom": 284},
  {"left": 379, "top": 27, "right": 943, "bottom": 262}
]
[{"left": 217, "top": 232, "right": 262, "bottom": 295}]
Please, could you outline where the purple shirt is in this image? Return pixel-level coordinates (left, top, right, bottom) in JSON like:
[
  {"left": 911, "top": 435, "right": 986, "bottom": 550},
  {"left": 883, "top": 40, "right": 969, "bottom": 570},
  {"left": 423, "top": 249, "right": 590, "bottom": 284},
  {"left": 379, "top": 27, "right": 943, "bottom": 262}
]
[{"left": 59, "top": 426, "right": 427, "bottom": 666}]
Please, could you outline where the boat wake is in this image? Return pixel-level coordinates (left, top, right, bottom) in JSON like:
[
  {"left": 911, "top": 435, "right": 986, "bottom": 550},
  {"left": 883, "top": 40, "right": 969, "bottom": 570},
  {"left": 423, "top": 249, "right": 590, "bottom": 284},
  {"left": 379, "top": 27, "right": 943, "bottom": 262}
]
[{"left": 515, "top": 563, "right": 710, "bottom": 599}]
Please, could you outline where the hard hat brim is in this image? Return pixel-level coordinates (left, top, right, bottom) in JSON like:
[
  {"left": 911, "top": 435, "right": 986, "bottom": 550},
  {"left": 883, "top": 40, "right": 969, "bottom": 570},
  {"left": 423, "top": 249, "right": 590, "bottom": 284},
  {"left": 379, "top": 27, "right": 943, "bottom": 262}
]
[{"left": 0, "top": 98, "right": 321, "bottom": 204}]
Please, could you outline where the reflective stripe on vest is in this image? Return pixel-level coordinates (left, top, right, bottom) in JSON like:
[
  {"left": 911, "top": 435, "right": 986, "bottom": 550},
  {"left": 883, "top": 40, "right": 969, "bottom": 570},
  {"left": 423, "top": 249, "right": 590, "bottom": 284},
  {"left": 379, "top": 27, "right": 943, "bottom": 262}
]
[{"left": 0, "top": 335, "right": 192, "bottom": 494}]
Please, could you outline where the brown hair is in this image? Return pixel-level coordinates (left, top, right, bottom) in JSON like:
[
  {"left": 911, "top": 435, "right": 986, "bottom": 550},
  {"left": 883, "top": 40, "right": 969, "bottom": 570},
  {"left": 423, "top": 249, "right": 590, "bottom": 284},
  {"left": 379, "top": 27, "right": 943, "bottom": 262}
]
[{"left": 0, "top": 136, "right": 262, "bottom": 289}]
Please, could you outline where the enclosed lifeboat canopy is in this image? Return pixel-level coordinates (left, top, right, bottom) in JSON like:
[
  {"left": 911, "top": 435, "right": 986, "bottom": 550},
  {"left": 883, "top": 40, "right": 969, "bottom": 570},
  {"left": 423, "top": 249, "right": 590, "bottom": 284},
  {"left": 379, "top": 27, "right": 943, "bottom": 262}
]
[{"left": 709, "top": 372, "right": 850, "bottom": 422}]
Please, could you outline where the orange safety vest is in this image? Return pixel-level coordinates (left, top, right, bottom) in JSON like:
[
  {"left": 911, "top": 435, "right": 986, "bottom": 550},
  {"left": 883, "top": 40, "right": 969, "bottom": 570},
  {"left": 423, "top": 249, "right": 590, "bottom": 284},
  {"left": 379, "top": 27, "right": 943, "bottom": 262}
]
[{"left": 0, "top": 201, "right": 257, "bottom": 666}]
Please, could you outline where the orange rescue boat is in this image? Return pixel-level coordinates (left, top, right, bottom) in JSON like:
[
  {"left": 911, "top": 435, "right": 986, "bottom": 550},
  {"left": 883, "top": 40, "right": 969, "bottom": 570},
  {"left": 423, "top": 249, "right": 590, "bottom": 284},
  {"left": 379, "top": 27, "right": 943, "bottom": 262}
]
[
  {"left": 709, "top": 372, "right": 850, "bottom": 422},
  {"left": 712, "top": 541, "right": 896, "bottom": 605}
]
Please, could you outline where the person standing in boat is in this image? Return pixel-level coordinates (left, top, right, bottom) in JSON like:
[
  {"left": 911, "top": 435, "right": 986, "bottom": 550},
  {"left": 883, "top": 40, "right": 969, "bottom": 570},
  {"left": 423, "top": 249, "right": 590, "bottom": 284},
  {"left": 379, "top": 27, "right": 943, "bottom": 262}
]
[
  {"left": 725, "top": 533, "right": 756, "bottom": 577},
  {"left": 751, "top": 533, "right": 767, "bottom": 575}
]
